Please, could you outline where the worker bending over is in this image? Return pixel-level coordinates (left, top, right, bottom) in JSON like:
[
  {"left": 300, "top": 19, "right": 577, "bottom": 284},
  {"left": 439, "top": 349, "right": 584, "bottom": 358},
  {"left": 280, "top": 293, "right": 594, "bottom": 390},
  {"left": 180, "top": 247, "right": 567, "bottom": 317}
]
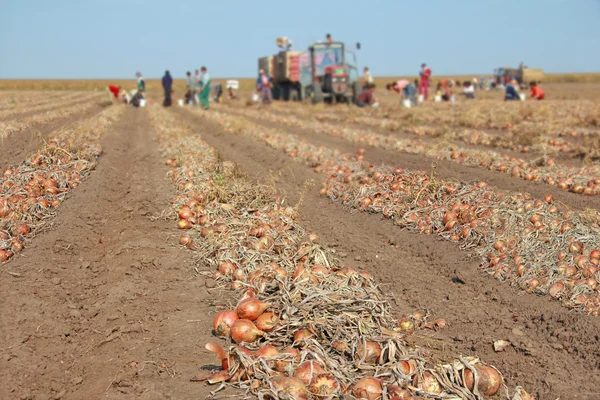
[
  {"left": 530, "top": 82, "right": 544, "bottom": 100},
  {"left": 387, "top": 80, "right": 417, "bottom": 106},
  {"left": 504, "top": 79, "right": 521, "bottom": 101},
  {"left": 355, "top": 84, "right": 379, "bottom": 108}
]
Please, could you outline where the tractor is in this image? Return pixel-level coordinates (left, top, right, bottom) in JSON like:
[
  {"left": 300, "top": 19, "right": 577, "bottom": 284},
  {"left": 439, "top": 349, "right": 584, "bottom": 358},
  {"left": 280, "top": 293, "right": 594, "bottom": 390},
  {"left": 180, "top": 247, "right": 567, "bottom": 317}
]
[
  {"left": 494, "top": 66, "right": 544, "bottom": 87},
  {"left": 258, "top": 40, "right": 362, "bottom": 104}
]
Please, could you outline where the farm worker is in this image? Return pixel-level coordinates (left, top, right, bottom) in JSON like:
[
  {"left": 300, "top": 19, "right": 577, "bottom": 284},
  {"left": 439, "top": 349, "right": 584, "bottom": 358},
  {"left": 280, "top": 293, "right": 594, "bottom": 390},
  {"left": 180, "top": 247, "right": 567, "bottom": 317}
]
[
  {"left": 463, "top": 81, "right": 475, "bottom": 99},
  {"left": 504, "top": 79, "right": 521, "bottom": 101},
  {"left": 326, "top": 33, "right": 333, "bottom": 44},
  {"left": 186, "top": 71, "right": 197, "bottom": 105},
  {"left": 136, "top": 72, "right": 145, "bottom": 93},
  {"left": 106, "top": 85, "right": 121, "bottom": 100},
  {"left": 472, "top": 77, "right": 478, "bottom": 90},
  {"left": 386, "top": 80, "right": 417, "bottom": 105},
  {"left": 419, "top": 63, "right": 432, "bottom": 100},
  {"left": 130, "top": 90, "right": 144, "bottom": 107},
  {"left": 362, "top": 67, "right": 374, "bottom": 89},
  {"left": 197, "top": 66, "right": 211, "bottom": 110},
  {"left": 530, "top": 81, "right": 545, "bottom": 100},
  {"left": 162, "top": 70, "right": 173, "bottom": 107},
  {"left": 257, "top": 69, "right": 273, "bottom": 104},
  {"left": 277, "top": 36, "right": 293, "bottom": 51},
  {"left": 354, "top": 84, "right": 378, "bottom": 108},
  {"left": 228, "top": 87, "right": 238, "bottom": 100},
  {"left": 211, "top": 82, "right": 223, "bottom": 103},
  {"left": 194, "top": 69, "right": 201, "bottom": 100}
]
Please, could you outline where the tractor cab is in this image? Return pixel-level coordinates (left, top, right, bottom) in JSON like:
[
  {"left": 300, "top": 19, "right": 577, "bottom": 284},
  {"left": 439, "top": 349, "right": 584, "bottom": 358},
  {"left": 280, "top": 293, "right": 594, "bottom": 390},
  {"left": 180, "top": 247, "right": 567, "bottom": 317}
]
[{"left": 303, "top": 41, "right": 360, "bottom": 104}]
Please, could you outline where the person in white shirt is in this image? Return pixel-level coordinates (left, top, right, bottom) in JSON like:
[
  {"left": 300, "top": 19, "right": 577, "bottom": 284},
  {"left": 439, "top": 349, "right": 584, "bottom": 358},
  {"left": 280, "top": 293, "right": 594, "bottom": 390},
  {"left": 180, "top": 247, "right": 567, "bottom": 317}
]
[
  {"left": 362, "top": 67, "right": 374, "bottom": 89},
  {"left": 462, "top": 81, "right": 475, "bottom": 99}
]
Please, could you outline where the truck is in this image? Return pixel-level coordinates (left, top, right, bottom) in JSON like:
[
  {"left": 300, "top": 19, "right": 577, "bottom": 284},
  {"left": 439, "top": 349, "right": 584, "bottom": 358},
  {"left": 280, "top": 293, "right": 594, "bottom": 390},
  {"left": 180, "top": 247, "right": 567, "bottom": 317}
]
[
  {"left": 494, "top": 66, "right": 544, "bottom": 86},
  {"left": 258, "top": 40, "right": 362, "bottom": 104}
]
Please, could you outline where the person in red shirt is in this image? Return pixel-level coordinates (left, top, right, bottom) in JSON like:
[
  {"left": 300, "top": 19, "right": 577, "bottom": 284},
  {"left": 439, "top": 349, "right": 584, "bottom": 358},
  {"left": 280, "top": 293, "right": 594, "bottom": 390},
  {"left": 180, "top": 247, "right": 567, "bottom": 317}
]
[
  {"left": 530, "top": 81, "right": 544, "bottom": 100},
  {"left": 419, "top": 63, "right": 432, "bottom": 100},
  {"left": 107, "top": 85, "right": 121, "bottom": 98},
  {"left": 355, "top": 84, "right": 378, "bottom": 107}
]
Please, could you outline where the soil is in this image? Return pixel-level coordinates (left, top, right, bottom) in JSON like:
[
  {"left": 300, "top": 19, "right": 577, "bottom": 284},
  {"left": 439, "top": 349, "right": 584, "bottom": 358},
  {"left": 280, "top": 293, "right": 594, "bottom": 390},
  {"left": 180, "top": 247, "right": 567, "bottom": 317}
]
[
  {"left": 0, "top": 105, "right": 106, "bottom": 172},
  {"left": 0, "top": 108, "right": 219, "bottom": 400},
  {"left": 221, "top": 107, "right": 600, "bottom": 211},
  {"left": 0, "top": 101, "right": 598, "bottom": 400},
  {"left": 173, "top": 106, "right": 600, "bottom": 400}
]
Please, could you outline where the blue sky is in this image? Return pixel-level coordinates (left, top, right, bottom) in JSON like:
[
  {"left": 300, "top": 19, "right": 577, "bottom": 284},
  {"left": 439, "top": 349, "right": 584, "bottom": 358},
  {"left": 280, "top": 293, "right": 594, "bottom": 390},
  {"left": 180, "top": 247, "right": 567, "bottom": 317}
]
[{"left": 1, "top": 0, "right": 599, "bottom": 79}]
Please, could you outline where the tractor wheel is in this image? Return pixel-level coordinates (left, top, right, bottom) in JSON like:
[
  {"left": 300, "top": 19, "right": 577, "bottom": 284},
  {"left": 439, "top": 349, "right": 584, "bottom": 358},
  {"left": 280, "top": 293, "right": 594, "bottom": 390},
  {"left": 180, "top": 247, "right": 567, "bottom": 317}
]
[
  {"left": 352, "top": 81, "right": 362, "bottom": 103},
  {"left": 312, "top": 83, "right": 323, "bottom": 104}
]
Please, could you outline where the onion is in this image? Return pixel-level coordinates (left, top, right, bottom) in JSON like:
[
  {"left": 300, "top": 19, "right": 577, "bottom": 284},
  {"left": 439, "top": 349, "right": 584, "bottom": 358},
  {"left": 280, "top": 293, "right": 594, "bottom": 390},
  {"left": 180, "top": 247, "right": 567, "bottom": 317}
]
[
  {"left": 11, "top": 238, "right": 24, "bottom": 253},
  {"left": 12, "top": 223, "right": 30, "bottom": 236},
  {"left": 309, "top": 373, "right": 340, "bottom": 398},
  {"left": 293, "top": 328, "right": 314, "bottom": 345},
  {"left": 356, "top": 341, "right": 382, "bottom": 364},
  {"left": 255, "top": 312, "right": 278, "bottom": 332},
  {"left": 0, "top": 249, "right": 12, "bottom": 263},
  {"left": 238, "top": 289, "right": 256, "bottom": 303},
  {"left": 351, "top": 377, "right": 382, "bottom": 400},
  {"left": 230, "top": 319, "right": 264, "bottom": 343},
  {"left": 386, "top": 385, "right": 412, "bottom": 399},
  {"left": 464, "top": 365, "right": 502, "bottom": 396},
  {"left": 271, "top": 376, "right": 310, "bottom": 400},
  {"left": 178, "top": 220, "right": 192, "bottom": 229},
  {"left": 218, "top": 260, "right": 237, "bottom": 276},
  {"left": 206, "top": 370, "right": 231, "bottom": 384},
  {"left": 413, "top": 371, "right": 442, "bottom": 393},
  {"left": 548, "top": 282, "right": 565, "bottom": 299},
  {"left": 179, "top": 234, "right": 195, "bottom": 249},
  {"left": 254, "top": 344, "right": 279, "bottom": 359},
  {"left": 275, "top": 347, "right": 301, "bottom": 372},
  {"left": 294, "top": 361, "right": 325, "bottom": 385},
  {"left": 397, "top": 317, "right": 415, "bottom": 333},
  {"left": 213, "top": 310, "right": 239, "bottom": 336},
  {"left": 398, "top": 359, "right": 417, "bottom": 376},
  {"left": 236, "top": 298, "right": 269, "bottom": 321}
]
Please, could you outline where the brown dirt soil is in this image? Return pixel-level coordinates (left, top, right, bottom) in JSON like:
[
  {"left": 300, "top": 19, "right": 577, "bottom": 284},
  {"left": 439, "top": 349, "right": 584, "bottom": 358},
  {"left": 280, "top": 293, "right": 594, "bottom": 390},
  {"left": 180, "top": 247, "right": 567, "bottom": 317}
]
[
  {"left": 0, "top": 105, "right": 106, "bottom": 172},
  {"left": 222, "top": 107, "right": 600, "bottom": 211},
  {"left": 0, "top": 108, "right": 221, "bottom": 400},
  {"left": 174, "top": 106, "right": 600, "bottom": 400}
]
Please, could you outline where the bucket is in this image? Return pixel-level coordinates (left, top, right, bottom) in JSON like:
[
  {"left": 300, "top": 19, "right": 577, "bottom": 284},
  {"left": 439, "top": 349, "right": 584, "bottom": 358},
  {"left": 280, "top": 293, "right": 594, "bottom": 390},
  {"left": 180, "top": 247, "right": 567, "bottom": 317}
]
[
  {"left": 417, "top": 94, "right": 424, "bottom": 103},
  {"left": 139, "top": 99, "right": 147, "bottom": 107},
  {"left": 252, "top": 93, "right": 260, "bottom": 103},
  {"left": 519, "top": 93, "right": 526, "bottom": 101},
  {"left": 178, "top": 99, "right": 184, "bottom": 106},
  {"left": 434, "top": 95, "right": 442, "bottom": 103},
  {"left": 402, "top": 99, "right": 412, "bottom": 108}
]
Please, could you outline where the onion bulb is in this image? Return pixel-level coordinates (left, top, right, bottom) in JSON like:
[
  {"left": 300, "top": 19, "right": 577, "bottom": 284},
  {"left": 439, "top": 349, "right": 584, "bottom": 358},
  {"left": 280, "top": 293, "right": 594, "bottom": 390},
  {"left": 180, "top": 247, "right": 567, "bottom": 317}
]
[
  {"left": 386, "top": 384, "right": 412, "bottom": 399},
  {"left": 12, "top": 223, "right": 30, "bottom": 236},
  {"left": 236, "top": 298, "right": 269, "bottom": 321},
  {"left": 293, "top": 328, "right": 314, "bottom": 345},
  {"left": 294, "top": 361, "right": 325, "bottom": 385},
  {"left": 179, "top": 234, "right": 195, "bottom": 249},
  {"left": 230, "top": 319, "right": 264, "bottom": 343},
  {"left": 0, "top": 249, "right": 12, "bottom": 262},
  {"left": 464, "top": 365, "right": 502, "bottom": 396},
  {"left": 271, "top": 376, "right": 311, "bottom": 400},
  {"left": 254, "top": 344, "right": 279, "bottom": 359},
  {"left": 356, "top": 341, "right": 382, "bottom": 364},
  {"left": 413, "top": 371, "right": 442, "bottom": 393},
  {"left": 213, "top": 310, "right": 239, "bottom": 336},
  {"left": 351, "top": 377, "right": 382, "bottom": 400},
  {"left": 275, "top": 347, "right": 300, "bottom": 372},
  {"left": 178, "top": 220, "right": 192, "bottom": 229},
  {"left": 309, "top": 373, "right": 340, "bottom": 398},
  {"left": 255, "top": 312, "right": 278, "bottom": 332}
]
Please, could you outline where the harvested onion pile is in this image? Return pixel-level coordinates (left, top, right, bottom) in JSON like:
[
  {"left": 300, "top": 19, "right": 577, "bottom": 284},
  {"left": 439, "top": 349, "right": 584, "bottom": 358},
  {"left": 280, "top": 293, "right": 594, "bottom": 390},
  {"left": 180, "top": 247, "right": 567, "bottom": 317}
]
[
  {"left": 0, "top": 105, "right": 124, "bottom": 263},
  {"left": 191, "top": 107, "right": 600, "bottom": 315},
  {"left": 149, "top": 104, "right": 535, "bottom": 399},
  {"left": 224, "top": 103, "right": 600, "bottom": 196}
]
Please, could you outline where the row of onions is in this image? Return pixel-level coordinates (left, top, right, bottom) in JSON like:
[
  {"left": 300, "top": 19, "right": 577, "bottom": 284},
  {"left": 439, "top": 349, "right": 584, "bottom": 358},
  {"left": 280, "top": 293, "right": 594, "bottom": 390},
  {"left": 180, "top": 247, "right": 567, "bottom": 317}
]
[
  {"left": 0, "top": 95, "right": 104, "bottom": 140},
  {"left": 0, "top": 91, "right": 76, "bottom": 109},
  {"left": 221, "top": 104, "right": 600, "bottom": 196},
  {"left": 190, "top": 107, "right": 600, "bottom": 315},
  {"left": 0, "top": 105, "right": 124, "bottom": 263},
  {"left": 0, "top": 92, "right": 101, "bottom": 120},
  {"left": 149, "top": 104, "right": 534, "bottom": 399},
  {"left": 270, "top": 99, "right": 599, "bottom": 139}
]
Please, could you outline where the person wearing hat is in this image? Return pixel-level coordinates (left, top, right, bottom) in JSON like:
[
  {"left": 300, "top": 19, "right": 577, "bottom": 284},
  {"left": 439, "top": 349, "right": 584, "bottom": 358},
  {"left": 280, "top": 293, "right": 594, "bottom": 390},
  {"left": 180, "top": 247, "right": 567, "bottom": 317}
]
[
  {"left": 387, "top": 80, "right": 417, "bottom": 105},
  {"left": 256, "top": 69, "right": 272, "bottom": 104}
]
